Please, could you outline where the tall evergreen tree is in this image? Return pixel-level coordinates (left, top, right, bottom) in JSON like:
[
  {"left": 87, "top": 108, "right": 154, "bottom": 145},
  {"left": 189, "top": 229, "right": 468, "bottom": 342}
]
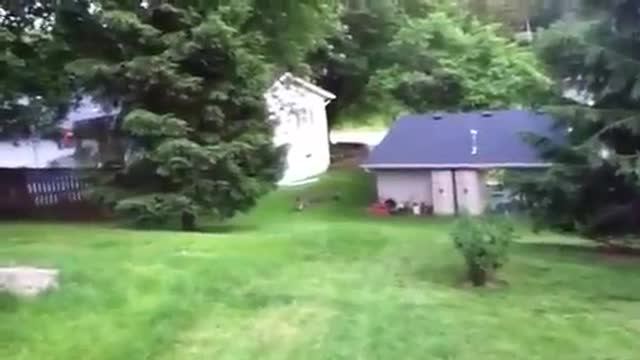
[
  {"left": 514, "top": 0, "right": 640, "bottom": 236},
  {"left": 56, "top": 1, "right": 282, "bottom": 230}
]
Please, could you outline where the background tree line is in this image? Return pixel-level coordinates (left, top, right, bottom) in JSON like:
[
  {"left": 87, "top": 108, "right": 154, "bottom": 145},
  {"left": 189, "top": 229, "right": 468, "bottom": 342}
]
[
  {"left": 0, "top": 0, "right": 555, "bottom": 229},
  {"left": 4, "top": 0, "right": 637, "bottom": 237}
]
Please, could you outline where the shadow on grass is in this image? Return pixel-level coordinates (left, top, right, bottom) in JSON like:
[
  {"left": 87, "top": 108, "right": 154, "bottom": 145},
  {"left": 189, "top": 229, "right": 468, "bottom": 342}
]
[
  {"left": 412, "top": 263, "right": 472, "bottom": 289},
  {"left": 198, "top": 223, "right": 260, "bottom": 234},
  {"left": 516, "top": 242, "right": 599, "bottom": 256},
  {"left": 0, "top": 292, "right": 21, "bottom": 313},
  {"left": 110, "top": 220, "right": 259, "bottom": 235},
  {"left": 516, "top": 242, "right": 640, "bottom": 262}
]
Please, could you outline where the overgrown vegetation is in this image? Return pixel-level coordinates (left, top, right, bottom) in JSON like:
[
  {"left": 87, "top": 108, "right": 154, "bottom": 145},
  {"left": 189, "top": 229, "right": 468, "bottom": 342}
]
[{"left": 450, "top": 216, "right": 515, "bottom": 286}]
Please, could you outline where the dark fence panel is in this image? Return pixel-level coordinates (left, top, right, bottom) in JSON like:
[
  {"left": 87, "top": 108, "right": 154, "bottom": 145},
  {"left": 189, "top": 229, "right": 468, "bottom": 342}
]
[{"left": 0, "top": 168, "right": 106, "bottom": 220}]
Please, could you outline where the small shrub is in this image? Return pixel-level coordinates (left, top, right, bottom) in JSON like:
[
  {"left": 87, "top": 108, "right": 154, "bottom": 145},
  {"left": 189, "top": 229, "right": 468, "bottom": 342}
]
[{"left": 450, "top": 216, "right": 515, "bottom": 286}]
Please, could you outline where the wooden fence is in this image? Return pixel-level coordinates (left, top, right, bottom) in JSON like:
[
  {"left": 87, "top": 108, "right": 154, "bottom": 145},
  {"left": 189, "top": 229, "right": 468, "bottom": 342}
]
[{"left": 0, "top": 168, "right": 105, "bottom": 220}]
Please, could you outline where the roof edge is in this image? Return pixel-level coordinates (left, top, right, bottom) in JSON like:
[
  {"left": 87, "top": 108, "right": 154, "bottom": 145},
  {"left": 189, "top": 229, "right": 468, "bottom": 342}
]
[
  {"left": 270, "top": 72, "right": 336, "bottom": 100},
  {"left": 361, "top": 162, "right": 553, "bottom": 170}
]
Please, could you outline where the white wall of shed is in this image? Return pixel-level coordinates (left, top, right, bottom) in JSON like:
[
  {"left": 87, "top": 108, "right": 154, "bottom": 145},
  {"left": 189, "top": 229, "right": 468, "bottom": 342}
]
[
  {"left": 269, "top": 85, "right": 332, "bottom": 186},
  {"left": 375, "top": 170, "right": 433, "bottom": 206}
]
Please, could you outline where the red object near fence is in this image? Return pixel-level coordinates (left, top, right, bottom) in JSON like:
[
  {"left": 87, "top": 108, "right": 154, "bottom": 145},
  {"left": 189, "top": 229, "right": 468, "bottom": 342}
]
[{"left": 368, "top": 202, "right": 390, "bottom": 217}]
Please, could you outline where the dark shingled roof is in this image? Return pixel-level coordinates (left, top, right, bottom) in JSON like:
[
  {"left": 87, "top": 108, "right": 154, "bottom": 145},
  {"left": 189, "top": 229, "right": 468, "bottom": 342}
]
[{"left": 363, "top": 110, "right": 563, "bottom": 169}]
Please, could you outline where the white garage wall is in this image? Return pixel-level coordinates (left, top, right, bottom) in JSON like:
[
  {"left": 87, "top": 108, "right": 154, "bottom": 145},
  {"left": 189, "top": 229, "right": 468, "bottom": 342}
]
[
  {"left": 375, "top": 170, "right": 433, "bottom": 206},
  {"left": 431, "top": 170, "right": 455, "bottom": 215},
  {"left": 454, "top": 170, "right": 487, "bottom": 215}
]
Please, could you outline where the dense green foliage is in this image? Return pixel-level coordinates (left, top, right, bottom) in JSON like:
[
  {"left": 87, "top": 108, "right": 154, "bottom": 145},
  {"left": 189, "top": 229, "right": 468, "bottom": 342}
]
[
  {"left": 0, "top": 1, "right": 70, "bottom": 137},
  {"left": 512, "top": 0, "right": 640, "bottom": 237},
  {"left": 450, "top": 216, "right": 515, "bottom": 286},
  {"left": 1, "top": 0, "right": 554, "bottom": 228},
  {"left": 367, "top": 10, "right": 550, "bottom": 112},
  {"left": 461, "top": 0, "right": 582, "bottom": 30},
  {"left": 54, "top": 2, "right": 283, "bottom": 229},
  {"left": 313, "top": 0, "right": 551, "bottom": 126}
]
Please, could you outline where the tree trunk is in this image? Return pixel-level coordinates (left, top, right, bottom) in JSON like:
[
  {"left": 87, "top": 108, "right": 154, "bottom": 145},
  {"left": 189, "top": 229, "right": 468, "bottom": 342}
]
[
  {"left": 468, "top": 262, "right": 488, "bottom": 286},
  {"left": 181, "top": 212, "right": 196, "bottom": 231}
]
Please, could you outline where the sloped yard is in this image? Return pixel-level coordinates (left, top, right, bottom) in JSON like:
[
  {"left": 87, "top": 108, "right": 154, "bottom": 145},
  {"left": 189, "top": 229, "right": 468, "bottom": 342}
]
[{"left": 1, "top": 171, "right": 640, "bottom": 359}]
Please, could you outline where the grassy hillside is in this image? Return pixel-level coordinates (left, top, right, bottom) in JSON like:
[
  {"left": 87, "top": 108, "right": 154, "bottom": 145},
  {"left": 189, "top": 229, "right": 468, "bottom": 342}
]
[{"left": 1, "top": 171, "right": 640, "bottom": 359}]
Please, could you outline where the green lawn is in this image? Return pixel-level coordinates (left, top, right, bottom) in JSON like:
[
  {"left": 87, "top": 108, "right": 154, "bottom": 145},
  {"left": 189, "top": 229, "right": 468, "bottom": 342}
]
[{"left": 1, "top": 171, "right": 640, "bottom": 359}]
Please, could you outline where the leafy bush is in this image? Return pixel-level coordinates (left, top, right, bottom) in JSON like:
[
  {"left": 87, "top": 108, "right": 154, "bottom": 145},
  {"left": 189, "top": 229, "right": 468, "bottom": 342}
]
[{"left": 450, "top": 217, "right": 515, "bottom": 286}]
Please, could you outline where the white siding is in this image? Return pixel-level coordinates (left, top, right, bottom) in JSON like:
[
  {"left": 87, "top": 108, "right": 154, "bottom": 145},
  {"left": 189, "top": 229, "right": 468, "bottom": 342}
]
[
  {"left": 375, "top": 170, "right": 432, "bottom": 206},
  {"left": 373, "top": 169, "right": 490, "bottom": 216},
  {"left": 431, "top": 170, "right": 456, "bottom": 215},
  {"left": 277, "top": 96, "right": 331, "bottom": 184},
  {"left": 267, "top": 76, "right": 333, "bottom": 186}
]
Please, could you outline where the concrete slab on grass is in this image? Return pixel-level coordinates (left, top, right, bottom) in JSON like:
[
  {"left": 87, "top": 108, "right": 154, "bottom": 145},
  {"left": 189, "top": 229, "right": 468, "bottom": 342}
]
[{"left": 0, "top": 267, "right": 59, "bottom": 297}]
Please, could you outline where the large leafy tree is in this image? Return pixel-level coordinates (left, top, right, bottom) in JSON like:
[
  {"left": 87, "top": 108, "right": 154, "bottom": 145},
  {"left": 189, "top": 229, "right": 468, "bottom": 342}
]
[
  {"left": 461, "top": 0, "right": 582, "bottom": 30},
  {"left": 367, "top": 8, "right": 551, "bottom": 113},
  {"left": 513, "top": 0, "right": 640, "bottom": 236},
  {"left": 250, "top": 0, "right": 341, "bottom": 70},
  {"left": 313, "top": 0, "right": 551, "bottom": 126},
  {"left": 310, "top": 0, "right": 400, "bottom": 122},
  {"left": 56, "top": 1, "right": 282, "bottom": 230},
  {"left": 207, "top": 0, "right": 341, "bottom": 71}
]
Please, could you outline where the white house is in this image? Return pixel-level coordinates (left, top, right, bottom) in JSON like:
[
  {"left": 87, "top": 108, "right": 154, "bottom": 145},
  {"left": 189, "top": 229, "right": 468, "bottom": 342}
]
[
  {"left": 0, "top": 140, "right": 76, "bottom": 168},
  {"left": 2, "top": 77, "right": 336, "bottom": 184},
  {"left": 0, "top": 97, "right": 119, "bottom": 169},
  {"left": 265, "top": 73, "right": 336, "bottom": 186},
  {"left": 362, "top": 110, "right": 562, "bottom": 215}
]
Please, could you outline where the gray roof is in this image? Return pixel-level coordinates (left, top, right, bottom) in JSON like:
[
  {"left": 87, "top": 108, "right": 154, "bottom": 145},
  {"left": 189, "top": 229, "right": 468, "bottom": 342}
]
[
  {"left": 58, "top": 97, "right": 120, "bottom": 130},
  {"left": 363, "top": 110, "right": 563, "bottom": 169}
]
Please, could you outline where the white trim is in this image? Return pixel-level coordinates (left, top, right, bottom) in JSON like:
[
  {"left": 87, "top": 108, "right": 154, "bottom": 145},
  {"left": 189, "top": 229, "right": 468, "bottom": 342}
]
[
  {"left": 291, "top": 76, "right": 336, "bottom": 100},
  {"left": 269, "top": 73, "right": 336, "bottom": 100},
  {"left": 362, "top": 162, "right": 553, "bottom": 169}
]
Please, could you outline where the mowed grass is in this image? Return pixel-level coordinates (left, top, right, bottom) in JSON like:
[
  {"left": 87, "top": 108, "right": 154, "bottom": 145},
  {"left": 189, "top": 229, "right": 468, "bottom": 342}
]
[{"left": 1, "top": 171, "right": 640, "bottom": 359}]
